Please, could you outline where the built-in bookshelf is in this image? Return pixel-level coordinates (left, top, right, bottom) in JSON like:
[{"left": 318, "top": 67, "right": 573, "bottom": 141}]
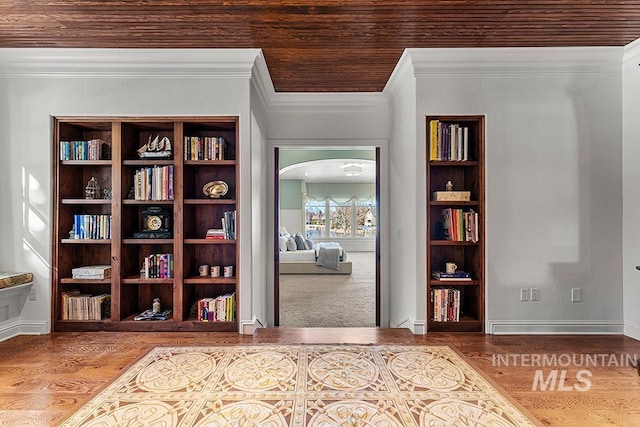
[
  {"left": 426, "top": 116, "right": 485, "bottom": 332},
  {"left": 52, "top": 117, "right": 239, "bottom": 332}
]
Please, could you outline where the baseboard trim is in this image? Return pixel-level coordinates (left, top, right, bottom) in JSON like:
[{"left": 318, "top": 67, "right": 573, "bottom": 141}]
[
  {"left": 624, "top": 323, "right": 640, "bottom": 341},
  {"left": 0, "top": 319, "right": 49, "bottom": 342},
  {"left": 488, "top": 320, "right": 624, "bottom": 335},
  {"left": 240, "top": 317, "right": 265, "bottom": 335},
  {"left": 390, "top": 318, "right": 426, "bottom": 335}
]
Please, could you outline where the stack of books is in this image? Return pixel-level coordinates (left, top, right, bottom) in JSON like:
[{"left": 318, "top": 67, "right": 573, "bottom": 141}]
[
  {"left": 431, "top": 271, "right": 472, "bottom": 281},
  {"left": 72, "top": 265, "right": 111, "bottom": 279},
  {"left": 134, "top": 309, "right": 172, "bottom": 321},
  {"left": 205, "top": 228, "right": 225, "bottom": 239}
]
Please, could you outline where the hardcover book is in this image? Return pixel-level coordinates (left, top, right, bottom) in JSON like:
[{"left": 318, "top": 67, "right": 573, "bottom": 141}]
[
  {"left": 133, "top": 309, "right": 172, "bottom": 321},
  {"left": 72, "top": 265, "right": 111, "bottom": 279},
  {"left": 432, "top": 191, "right": 471, "bottom": 201},
  {"left": 432, "top": 271, "right": 472, "bottom": 281}
]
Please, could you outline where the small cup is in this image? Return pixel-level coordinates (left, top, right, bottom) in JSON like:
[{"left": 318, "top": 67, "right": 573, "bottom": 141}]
[
  {"left": 223, "top": 265, "right": 234, "bottom": 278},
  {"left": 211, "top": 265, "right": 221, "bottom": 277},
  {"left": 198, "top": 264, "right": 210, "bottom": 276},
  {"left": 445, "top": 262, "right": 457, "bottom": 274}
]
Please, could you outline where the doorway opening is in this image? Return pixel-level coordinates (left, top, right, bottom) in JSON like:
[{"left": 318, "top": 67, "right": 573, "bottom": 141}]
[{"left": 274, "top": 147, "right": 380, "bottom": 327}]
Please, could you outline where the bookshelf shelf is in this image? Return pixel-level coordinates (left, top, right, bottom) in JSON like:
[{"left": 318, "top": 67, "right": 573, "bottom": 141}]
[
  {"left": 122, "top": 159, "right": 174, "bottom": 166},
  {"left": 184, "top": 239, "right": 236, "bottom": 244},
  {"left": 61, "top": 239, "right": 112, "bottom": 244},
  {"left": 61, "top": 160, "right": 112, "bottom": 166},
  {"left": 122, "top": 200, "right": 174, "bottom": 205},
  {"left": 184, "top": 160, "right": 237, "bottom": 166},
  {"left": 429, "top": 201, "right": 479, "bottom": 207},
  {"left": 122, "top": 238, "right": 174, "bottom": 245},
  {"left": 426, "top": 115, "right": 485, "bottom": 332},
  {"left": 429, "top": 160, "right": 479, "bottom": 167},
  {"left": 60, "top": 278, "right": 112, "bottom": 284},
  {"left": 52, "top": 116, "right": 239, "bottom": 332},
  {"left": 429, "top": 240, "right": 479, "bottom": 246},
  {"left": 184, "top": 277, "right": 236, "bottom": 284},
  {"left": 429, "top": 280, "right": 479, "bottom": 286},
  {"left": 62, "top": 199, "right": 111, "bottom": 205},
  {"left": 184, "top": 199, "right": 237, "bottom": 205}
]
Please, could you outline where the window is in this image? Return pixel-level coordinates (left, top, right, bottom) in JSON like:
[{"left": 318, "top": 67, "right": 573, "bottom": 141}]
[
  {"left": 355, "top": 200, "right": 376, "bottom": 237},
  {"left": 305, "top": 198, "right": 376, "bottom": 239},
  {"left": 305, "top": 200, "right": 326, "bottom": 238}
]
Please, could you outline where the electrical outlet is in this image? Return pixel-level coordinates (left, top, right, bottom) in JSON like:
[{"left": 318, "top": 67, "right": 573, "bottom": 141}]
[
  {"left": 571, "top": 287, "right": 581, "bottom": 302},
  {"left": 520, "top": 288, "right": 530, "bottom": 301},
  {"left": 530, "top": 288, "right": 539, "bottom": 301},
  {"left": 28, "top": 288, "right": 36, "bottom": 301}
]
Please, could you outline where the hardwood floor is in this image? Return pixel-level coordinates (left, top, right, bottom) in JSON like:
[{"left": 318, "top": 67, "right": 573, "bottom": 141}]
[{"left": 1, "top": 329, "right": 639, "bottom": 426}]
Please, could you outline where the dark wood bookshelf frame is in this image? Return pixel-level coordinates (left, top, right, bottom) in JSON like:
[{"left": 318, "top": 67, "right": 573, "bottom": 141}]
[
  {"left": 52, "top": 116, "right": 240, "bottom": 332},
  {"left": 426, "top": 115, "right": 485, "bottom": 332}
]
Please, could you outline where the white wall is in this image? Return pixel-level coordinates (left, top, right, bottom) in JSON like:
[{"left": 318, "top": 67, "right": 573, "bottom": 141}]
[
  {"left": 623, "top": 40, "right": 640, "bottom": 340},
  {"left": 405, "top": 48, "right": 624, "bottom": 334},
  {"left": 246, "top": 73, "right": 270, "bottom": 333},
  {"left": 279, "top": 209, "right": 304, "bottom": 237},
  {"left": 384, "top": 56, "right": 423, "bottom": 332},
  {"left": 0, "top": 48, "right": 260, "bottom": 335},
  {"left": 0, "top": 45, "right": 634, "bottom": 338}
]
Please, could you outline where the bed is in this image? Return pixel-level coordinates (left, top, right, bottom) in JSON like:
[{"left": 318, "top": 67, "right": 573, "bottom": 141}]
[{"left": 279, "top": 242, "right": 352, "bottom": 275}]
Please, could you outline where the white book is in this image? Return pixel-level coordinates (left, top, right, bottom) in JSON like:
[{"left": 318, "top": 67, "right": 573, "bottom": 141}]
[{"left": 72, "top": 265, "right": 111, "bottom": 279}]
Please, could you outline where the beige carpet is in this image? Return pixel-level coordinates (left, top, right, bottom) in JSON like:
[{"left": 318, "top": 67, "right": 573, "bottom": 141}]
[
  {"left": 279, "top": 251, "right": 376, "bottom": 327},
  {"left": 60, "top": 344, "right": 541, "bottom": 426}
]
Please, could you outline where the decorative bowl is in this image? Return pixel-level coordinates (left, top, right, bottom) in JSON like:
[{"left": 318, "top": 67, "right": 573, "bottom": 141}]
[{"left": 202, "top": 180, "right": 228, "bottom": 198}]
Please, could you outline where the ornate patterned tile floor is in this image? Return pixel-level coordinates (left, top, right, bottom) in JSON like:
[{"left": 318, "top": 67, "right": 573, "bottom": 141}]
[{"left": 61, "top": 344, "right": 541, "bottom": 426}]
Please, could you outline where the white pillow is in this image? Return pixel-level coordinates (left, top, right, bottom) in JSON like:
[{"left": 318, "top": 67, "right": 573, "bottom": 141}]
[
  {"left": 305, "top": 238, "right": 315, "bottom": 250},
  {"left": 278, "top": 235, "right": 288, "bottom": 251},
  {"left": 286, "top": 237, "right": 297, "bottom": 251}
]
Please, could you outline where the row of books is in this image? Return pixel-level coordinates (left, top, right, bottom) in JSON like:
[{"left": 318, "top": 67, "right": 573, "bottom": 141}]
[
  {"left": 60, "top": 139, "right": 111, "bottom": 161},
  {"left": 61, "top": 290, "right": 111, "bottom": 320},
  {"left": 429, "top": 120, "right": 470, "bottom": 161},
  {"left": 142, "top": 253, "right": 174, "bottom": 279},
  {"left": 431, "top": 287, "right": 460, "bottom": 322},
  {"left": 221, "top": 210, "right": 237, "bottom": 240},
  {"left": 442, "top": 208, "right": 479, "bottom": 242},
  {"left": 184, "top": 136, "right": 228, "bottom": 161},
  {"left": 197, "top": 293, "right": 236, "bottom": 322},
  {"left": 72, "top": 214, "right": 111, "bottom": 240},
  {"left": 133, "top": 165, "right": 174, "bottom": 201}
]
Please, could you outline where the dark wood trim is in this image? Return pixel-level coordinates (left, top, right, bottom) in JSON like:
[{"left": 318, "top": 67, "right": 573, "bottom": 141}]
[
  {"left": 273, "top": 147, "right": 280, "bottom": 326},
  {"left": 375, "top": 146, "right": 381, "bottom": 327}
]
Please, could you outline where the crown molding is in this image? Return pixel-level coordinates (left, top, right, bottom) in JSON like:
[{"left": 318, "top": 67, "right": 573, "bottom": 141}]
[
  {"left": 383, "top": 50, "right": 416, "bottom": 100},
  {"left": 267, "top": 92, "right": 389, "bottom": 114},
  {"left": 404, "top": 47, "right": 622, "bottom": 78},
  {"left": 623, "top": 37, "right": 640, "bottom": 68},
  {"left": 250, "top": 50, "right": 275, "bottom": 112},
  {"left": 0, "top": 48, "right": 262, "bottom": 78}
]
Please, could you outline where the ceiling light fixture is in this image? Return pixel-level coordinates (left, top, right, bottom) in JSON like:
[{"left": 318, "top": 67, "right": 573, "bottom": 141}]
[{"left": 343, "top": 163, "right": 363, "bottom": 176}]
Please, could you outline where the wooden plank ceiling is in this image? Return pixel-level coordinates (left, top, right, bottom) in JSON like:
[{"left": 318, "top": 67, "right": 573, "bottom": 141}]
[{"left": 1, "top": 1, "right": 639, "bottom": 92}]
